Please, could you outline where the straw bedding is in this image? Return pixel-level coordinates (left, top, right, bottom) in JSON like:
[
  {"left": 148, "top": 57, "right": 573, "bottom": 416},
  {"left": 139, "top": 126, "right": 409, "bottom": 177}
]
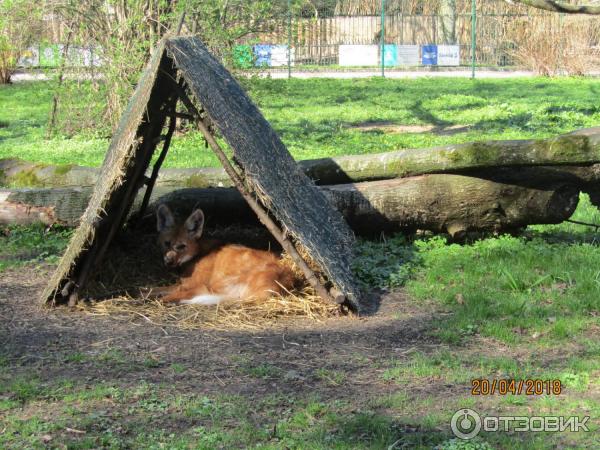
[
  {"left": 80, "top": 287, "right": 339, "bottom": 332},
  {"left": 77, "top": 226, "right": 340, "bottom": 331}
]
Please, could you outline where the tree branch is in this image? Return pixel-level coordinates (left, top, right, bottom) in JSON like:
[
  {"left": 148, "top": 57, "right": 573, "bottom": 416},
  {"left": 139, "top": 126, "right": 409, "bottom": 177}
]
[{"left": 507, "top": 0, "right": 600, "bottom": 14}]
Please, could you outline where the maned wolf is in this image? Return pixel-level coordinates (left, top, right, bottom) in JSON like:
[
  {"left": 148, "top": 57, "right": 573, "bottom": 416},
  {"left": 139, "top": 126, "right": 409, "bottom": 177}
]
[{"left": 153, "top": 204, "right": 296, "bottom": 305}]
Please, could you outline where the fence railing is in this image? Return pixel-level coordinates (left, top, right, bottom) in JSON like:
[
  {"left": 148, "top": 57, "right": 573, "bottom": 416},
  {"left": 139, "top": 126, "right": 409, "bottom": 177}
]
[
  {"left": 228, "top": 0, "right": 600, "bottom": 76},
  {"left": 18, "top": 0, "right": 600, "bottom": 77}
]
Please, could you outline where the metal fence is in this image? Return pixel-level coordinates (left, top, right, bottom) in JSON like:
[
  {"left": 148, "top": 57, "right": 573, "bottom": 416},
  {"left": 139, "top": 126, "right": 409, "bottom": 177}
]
[
  {"left": 18, "top": 0, "right": 600, "bottom": 77},
  {"left": 229, "top": 0, "right": 600, "bottom": 76}
]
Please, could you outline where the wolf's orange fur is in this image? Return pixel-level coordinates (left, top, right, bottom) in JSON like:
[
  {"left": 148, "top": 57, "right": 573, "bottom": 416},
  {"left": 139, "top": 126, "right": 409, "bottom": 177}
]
[{"left": 154, "top": 204, "right": 296, "bottom": 305}]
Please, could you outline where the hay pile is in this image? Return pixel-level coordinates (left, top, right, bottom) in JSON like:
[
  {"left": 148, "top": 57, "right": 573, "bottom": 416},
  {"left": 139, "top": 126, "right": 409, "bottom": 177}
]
[
  {"left": 81, "top": 287, "right": 339, "bottom": 331},
  {"left": 70, "top": 219, "right": 345, "bottom": 331},
  {"left": 79, "top": 241, "right": 340, "bottom": 331}
]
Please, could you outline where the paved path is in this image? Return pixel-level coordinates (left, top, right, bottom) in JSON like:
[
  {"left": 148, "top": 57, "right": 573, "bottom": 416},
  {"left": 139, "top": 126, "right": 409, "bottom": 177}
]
[
  {"left": 264, "top": 69, "right": 536, "bottom": 79},
  {"left": 11, "top": 68, "right": 538, "bottom": 83}
]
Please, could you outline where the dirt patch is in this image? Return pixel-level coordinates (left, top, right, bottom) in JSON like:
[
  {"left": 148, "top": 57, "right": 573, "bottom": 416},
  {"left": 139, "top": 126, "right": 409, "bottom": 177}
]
[
  {"left": 1, "top": 263, "right": 440, "bottom": 402},
  {"left": 349, "top": 120, "right": 471, "bottom": 136}
]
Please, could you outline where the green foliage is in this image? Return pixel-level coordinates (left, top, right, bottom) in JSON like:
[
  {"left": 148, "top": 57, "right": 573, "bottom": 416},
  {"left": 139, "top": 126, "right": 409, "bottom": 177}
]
[
  {"left": 353, "top": 234, "right": 420, "bottom": 288},
  {"left": 239, "top": 362, "right": 282, "bottom": 379},
  {"left": 0, "top": 0, "right": 43, "bottom": 83},
  {"left": 1, "top": 376, "right": 44, "bottom": 403},
  {"left": 314, "top": 368, "right": 346, "bottom": 385},
  {"left": 0, "top": 224, "right": 72, "bottom": 272}
]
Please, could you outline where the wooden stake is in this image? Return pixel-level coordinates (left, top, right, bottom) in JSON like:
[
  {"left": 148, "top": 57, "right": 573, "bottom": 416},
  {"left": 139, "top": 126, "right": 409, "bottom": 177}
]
[{"left": 136, "top": 111, "right": 177, "bottom": 224}]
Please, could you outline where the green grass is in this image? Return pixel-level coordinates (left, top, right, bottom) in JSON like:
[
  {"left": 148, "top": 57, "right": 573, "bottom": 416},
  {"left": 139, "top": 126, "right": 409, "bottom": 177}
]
[
  {"left": 0, "top": 224, "right": 72, "bottom": 272},
  {"left": 354, "top": 194, "right": 600, "bottom": 346},
  {"left": 0, "top": 371, "right": 472, "bottom": 449},
  {"left": 1, "top": 369, "right": 595, "bottom": 449},
  {"left": 2, "top": 77, "right": 600, "bottom": 168}
]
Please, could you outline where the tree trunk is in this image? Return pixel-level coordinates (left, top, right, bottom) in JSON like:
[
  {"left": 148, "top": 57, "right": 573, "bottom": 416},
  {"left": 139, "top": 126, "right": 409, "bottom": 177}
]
[
  {"left": 439, "top": 0, "right": 457, "bottom": 44},
  {"left": 322, "top": 175, "right": 578, "bottom": 237},
  {"left": 0, "top": 174, "right": 580, "bottom": 238},
  {"left": 3, "top": 127, "right": 600, "bottom": 188}
]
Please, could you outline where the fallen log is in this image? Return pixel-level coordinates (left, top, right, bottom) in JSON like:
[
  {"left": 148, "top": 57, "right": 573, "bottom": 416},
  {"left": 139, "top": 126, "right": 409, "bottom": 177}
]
[
  {"left": 3, "top": 127, "right": 600, "bottom": 188},
  {"left": 0, "top": 187, "right": 93, "bottom": 226},
  {"left": 0, "top": 175, "right": 580, "bottom": 237},
  {"left": 304, "top": 127, "right": 600, "bottom": 184}
]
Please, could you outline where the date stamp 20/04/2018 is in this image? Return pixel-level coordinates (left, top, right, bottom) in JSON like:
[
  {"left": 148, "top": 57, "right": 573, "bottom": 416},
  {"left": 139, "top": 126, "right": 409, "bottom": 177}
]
[{"left": 471, "top": 378, "right": 562, "bottom": 396}]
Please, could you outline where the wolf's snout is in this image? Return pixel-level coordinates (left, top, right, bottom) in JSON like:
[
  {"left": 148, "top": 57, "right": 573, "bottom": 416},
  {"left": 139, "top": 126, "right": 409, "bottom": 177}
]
[{"left": 164, "top": 250, "right": 178, "bottom": 267}]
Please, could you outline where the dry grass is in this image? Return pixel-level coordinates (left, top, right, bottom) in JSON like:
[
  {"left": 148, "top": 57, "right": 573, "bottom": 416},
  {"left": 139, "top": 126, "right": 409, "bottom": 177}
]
[
  {"left": 77, "top": 229, "right": 340, "bottom": 331},
  {"left": 509, "top": 15, "right": 600, "bottom": 76},
  {"left": 80, "top": 287, "right": 340, "bottom": 331}
]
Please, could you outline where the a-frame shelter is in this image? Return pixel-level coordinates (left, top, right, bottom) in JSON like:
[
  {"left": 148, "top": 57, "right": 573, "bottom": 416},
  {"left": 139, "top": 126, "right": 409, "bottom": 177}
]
[{"left": 42, "top": 37, "right": 363, "bottom": 312}]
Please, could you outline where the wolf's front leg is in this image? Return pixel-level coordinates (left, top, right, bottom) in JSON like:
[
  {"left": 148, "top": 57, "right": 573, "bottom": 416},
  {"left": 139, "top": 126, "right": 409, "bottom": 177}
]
[{"left": 140, "top": 285, "right": 178, "bottom": 299}]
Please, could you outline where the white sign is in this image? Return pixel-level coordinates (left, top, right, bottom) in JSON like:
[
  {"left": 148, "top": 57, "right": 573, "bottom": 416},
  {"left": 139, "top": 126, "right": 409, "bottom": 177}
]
[
  {"left": 339, "top": 45, "right": 379, "bottom": 67},
  {"left": 438, "top": 45, "right": 460, "bottom": 66},
  {"left": 396, "top": 45, "right": 420, "bottom": 66},
  {"left": 270, "top": 45, "right": 294, "bottom": 67}
]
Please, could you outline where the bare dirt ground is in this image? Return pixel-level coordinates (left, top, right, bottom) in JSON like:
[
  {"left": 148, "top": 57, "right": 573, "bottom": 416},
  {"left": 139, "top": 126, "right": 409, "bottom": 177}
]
[
  {"left": 1, "top": 264, "right": 437, "bottom": 400},
  {"left": 348, "top": 120, "right": 471, "bottom": 136}
]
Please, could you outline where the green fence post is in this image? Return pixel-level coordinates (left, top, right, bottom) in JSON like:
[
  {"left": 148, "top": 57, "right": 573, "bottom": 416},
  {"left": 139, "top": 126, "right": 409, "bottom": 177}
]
[
  {"left": 559, "top": 12, "right": 564, "bottom": 74},
  {"left": 381, "top": 0, "right": 385, "bottom": 77},
  {"left": 471, "top": 0, "right": 476, "bottom": 79},
  {"left": 287, "top": 0, "right": 292, "bottom": 78}
]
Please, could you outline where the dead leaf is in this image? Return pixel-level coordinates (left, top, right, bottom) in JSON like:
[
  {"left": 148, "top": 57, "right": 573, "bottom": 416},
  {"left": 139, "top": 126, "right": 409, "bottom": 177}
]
[
  {"left": 455, "top": 293, "right": 465, "bottom": 305},
  {"left": 552, "top": 283, "right": 568, "bottom": 293}
]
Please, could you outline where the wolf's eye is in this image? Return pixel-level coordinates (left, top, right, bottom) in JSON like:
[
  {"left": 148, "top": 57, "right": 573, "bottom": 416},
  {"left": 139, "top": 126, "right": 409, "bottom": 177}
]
[
  {"left": 163, "top": 241, "right": 171, "bottom": 248},
  {"left": 175, "top": 243, "right": 187, "bottom": 251}
]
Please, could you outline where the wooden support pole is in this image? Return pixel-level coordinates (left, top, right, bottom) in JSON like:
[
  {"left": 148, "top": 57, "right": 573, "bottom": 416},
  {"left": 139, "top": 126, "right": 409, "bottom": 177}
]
[{"left": 137, "top": 111, "right": 177, "bottom": 224}]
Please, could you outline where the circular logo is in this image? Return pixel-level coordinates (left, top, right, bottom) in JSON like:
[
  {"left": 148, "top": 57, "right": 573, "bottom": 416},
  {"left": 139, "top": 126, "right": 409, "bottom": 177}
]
[{"left": 451, "top": 408, "right": 481, "bottom": 440}]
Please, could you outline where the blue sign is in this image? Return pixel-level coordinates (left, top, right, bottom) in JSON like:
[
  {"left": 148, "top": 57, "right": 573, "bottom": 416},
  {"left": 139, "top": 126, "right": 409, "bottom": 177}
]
[
  {"left": 421, "top": 45, "right": 438, "bottom": 65},
  {"left": 253, "top": 45, "right": 271, "bottom": 67},
  {"left": 383, "top": 45, "right": 397, "bottom": 67}
]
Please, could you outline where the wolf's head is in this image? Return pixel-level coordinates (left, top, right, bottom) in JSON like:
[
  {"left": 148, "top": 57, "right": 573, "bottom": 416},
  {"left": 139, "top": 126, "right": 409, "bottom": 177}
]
[{"left": 156, "top": 204, "right": 205, "bottom": 268}]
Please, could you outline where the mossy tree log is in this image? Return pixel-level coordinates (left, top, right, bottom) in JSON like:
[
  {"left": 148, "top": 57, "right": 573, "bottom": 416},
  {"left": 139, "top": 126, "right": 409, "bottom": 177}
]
[
  {"left": 2, "top": 127, "right": 600, "bottom": 188},
  {"left": 0, "top": 173, "right": 581, "bottom": 238},
  {"left": 148, "top": 176, "right": 581, "bottom": 237}
]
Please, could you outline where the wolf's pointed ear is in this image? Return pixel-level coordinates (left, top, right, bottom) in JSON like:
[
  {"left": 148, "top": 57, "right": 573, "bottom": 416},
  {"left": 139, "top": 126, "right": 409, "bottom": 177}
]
[
  {"left": 185, "top": 209, "right": 205, "bottom": 239},
  {"left": 156, "top": 204, "right": 175, "bottom": 232}
]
